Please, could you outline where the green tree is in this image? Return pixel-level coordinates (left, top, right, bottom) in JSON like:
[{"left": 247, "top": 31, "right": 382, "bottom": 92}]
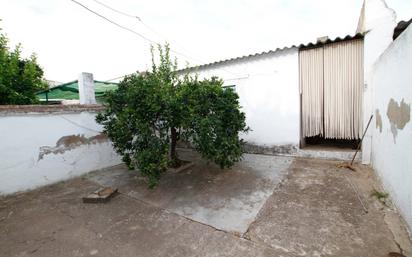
[
  {"left": 0, "top": 28, "right": 47, "bottom": 104},
  {"left": 96, "top": 45, "right": 249, "bottom": 187}
]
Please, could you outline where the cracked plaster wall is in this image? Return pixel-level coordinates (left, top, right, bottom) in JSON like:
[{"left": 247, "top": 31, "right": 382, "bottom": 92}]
[
  {"left": 0, "top": 111, "right": 121, "bottom": 195},
  {"left": 370, "top": 23, "right": 412, "bottom": 231},
  {"left": 360, "top": 0, "right": 398, "bottom": 164}
]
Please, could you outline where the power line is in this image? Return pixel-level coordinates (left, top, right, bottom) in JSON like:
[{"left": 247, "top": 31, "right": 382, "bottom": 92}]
[
  {"left": 105, "top": 72, "right": 136, "bottom": 82},
  {"left": 70, "top": 0, "right": 244, "bottom": 78},
  {"left": 105, "top": 75, "right": 127, "bottom": 82},
  {"left": 90, "top": 0, "right": 207, "bottom": 65},
  {"left": 93, "top": 0, "right": 204, "bottom": 59},
  {"left": 70, "top": 0, "right": 202, "bottom": 64},
  {"left": 91, "top": 0, "right": 141, "bottom": 20},
  {"left": 70, "top": 0, "right": 156, "bottom": 44}
]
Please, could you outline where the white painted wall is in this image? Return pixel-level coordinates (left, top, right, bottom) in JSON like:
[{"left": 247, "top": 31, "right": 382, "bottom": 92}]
[
  {"left": 185, "top": 48, "right": 300, "bottom": 149},
  {"left": 0, "top": 111, "right": 121, "bottom": 195},
  {"left": 361, "top": 0, "right": 397, "bottom": 164},
  {"left": 370, "top": 24, "right": 412, "bottom": 231}
]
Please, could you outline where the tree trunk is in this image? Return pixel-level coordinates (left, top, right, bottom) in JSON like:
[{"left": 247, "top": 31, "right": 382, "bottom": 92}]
[{"left": 170, "top": 127, "right": 179, "bottom": 166}]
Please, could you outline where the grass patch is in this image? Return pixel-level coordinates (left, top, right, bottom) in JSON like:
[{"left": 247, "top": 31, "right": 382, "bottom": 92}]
[{"left": 371, "top": 189, "right": 389, "bottom": 207}]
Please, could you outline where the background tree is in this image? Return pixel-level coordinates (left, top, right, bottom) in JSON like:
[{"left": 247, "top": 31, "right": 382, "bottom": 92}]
[
  {"left": 0, "top": 28, "right": 47, "bottom": 104},
  {"left": 96, "top": 45, "right": 249, "bottom": 187}
]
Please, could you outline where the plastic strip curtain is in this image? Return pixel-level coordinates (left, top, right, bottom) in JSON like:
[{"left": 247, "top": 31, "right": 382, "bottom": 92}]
[
  {"left": 324, "top": 39, "right": 363, "bottom": 139},
  {"left": 299, "top": 39, "right": 363, "bottom": 140},
  {"left": 299, "top": 47, "right": 324, "bottom": 137}
]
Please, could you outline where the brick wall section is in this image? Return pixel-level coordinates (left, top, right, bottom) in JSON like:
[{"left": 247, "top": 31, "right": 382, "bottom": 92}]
[{"left": 0, "top": 105, "right": 105, "bottom": 115}]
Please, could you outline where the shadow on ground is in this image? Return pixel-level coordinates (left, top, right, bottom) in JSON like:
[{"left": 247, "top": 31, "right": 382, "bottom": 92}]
[{"left": 86, "top": 149, "right": 293, "bottom": 234}]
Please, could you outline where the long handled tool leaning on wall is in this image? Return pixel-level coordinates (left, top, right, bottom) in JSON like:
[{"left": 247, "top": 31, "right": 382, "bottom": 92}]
[{"left": 338, "top": 114, "right": 374, "bottom": 171}]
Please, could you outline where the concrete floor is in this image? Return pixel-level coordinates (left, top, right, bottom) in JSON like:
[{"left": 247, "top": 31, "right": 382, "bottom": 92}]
[
  {"left": 86, "top": 150, "right": 293, "bottom": 234},
  {"left": 1, "top": 149, "right": 411, "bottom": 257}
]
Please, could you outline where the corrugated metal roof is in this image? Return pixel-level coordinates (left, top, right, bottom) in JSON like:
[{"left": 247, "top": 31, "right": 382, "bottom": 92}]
[
  {"left": 178, "top": 33, "right": 364, "bottom": 72},
  {"left": 393, "top": 18, "right": 412, "bottom": 40}
]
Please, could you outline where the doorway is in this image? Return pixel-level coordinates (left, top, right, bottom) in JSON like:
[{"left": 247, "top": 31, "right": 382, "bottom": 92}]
[{"left": 299, "top": 38, "right": 364, "bottom": 149}]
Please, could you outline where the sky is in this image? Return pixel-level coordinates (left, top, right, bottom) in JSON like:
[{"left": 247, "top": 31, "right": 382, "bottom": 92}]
[{"left": 0, "top": 0, "right": 411, "bottom": 82}]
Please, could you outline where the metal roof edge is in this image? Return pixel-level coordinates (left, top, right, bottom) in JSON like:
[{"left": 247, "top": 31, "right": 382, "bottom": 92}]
[
  {"left": 298, "top": 33, "right": 364, "bottom": 50},
  {"left": 178, "top": 33, "right": 364, "bottom": 73}
]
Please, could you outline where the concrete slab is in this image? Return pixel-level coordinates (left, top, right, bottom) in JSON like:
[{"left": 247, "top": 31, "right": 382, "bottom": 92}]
[
  {"left": 1, "top": 153, "right": 411, "bottom": 257},
  {"left": 246, "top": 158, "right": 412, "bottom": 257},
  {"left": 297, "top": 148, "right": 362, "bottom": 161},
  {"left": 0, "top": 177, "right": 290, "bottom": 257},
  {"left": 86, "top": 149, "right": 293, "bottom": 234}
]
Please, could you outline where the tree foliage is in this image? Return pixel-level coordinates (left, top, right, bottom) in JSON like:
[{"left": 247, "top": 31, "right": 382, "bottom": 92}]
[
  {"left": 0, "top": 29, "right": 47, "bottom": 104},
  {"left": 96, "top": 45, "right": 249, "bottom": 187}
]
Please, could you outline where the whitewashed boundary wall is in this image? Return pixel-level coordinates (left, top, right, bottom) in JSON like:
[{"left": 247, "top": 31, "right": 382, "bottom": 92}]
[{"left": 0, "top": 105, "right": 121, "bottom": 195}]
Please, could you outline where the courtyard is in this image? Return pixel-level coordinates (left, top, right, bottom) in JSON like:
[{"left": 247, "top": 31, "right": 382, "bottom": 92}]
[{"left": 1, "top": 149, "right": 411, "bottom": 257}]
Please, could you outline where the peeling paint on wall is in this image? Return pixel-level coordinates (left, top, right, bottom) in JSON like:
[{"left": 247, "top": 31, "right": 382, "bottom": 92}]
[
  {"left": 386, "top": 98, "right": 411, "bottom": 143},
  {"left": 38, "top": 133, "right": 108, "bottom": 160},
  {"left": 375, "top": 109, "right": 383, "bottom": 133},
  {"left": 0, "top": 111, "right": 122, "bottom": 195}
]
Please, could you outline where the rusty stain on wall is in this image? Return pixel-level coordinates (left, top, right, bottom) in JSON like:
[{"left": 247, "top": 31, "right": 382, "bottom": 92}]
[
  {"left": 375, "top": 109, "right": 383, "bottom": 133},
  {"left": 386, "top": 98, "right": 410, "bottom": 143},
  {"left": 38, "top": 133, "right": 108, "bottom": 160}
]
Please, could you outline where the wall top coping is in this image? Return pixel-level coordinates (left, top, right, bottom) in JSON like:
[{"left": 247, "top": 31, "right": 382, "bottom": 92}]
[{"left": 0, "top": 105, "right": 105, "bottom": 116}]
